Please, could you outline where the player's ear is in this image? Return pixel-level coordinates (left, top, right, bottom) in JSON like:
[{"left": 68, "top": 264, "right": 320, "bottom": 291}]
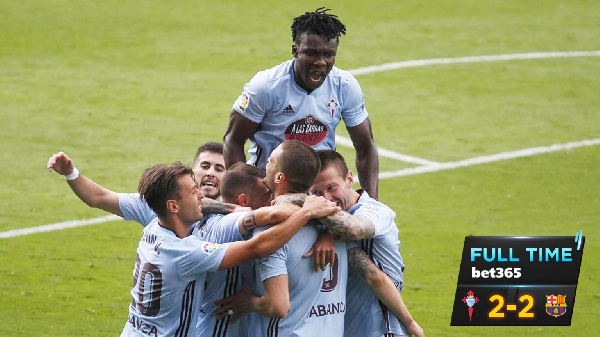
[
  {"left": 346, "top": 170, "right": 354, "bottom": 188},
  {"left": 166, "top": 199, "right": 178, "bottom": 214},
  {"left": 275, "top": 172, "right": 285, "bottom": 184},
  {"left": 237, "top": 193, "right": 250, "bottom": 207},
  {"left": 292, "top": 44, "right": 298, "bottom": 58}
]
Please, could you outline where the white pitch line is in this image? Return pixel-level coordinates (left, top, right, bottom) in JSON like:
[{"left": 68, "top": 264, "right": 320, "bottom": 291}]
[
  {"left": 4, "top": 138, "right": 598, "bottom": 240},
  {"left": 379, "top": 138, "right": 600, "bottom": 179},
  {"left": 348, "top": 51, "right": 600, "bottom": 76},
  {"left": 335, "top": 134, "right": 439, "bottom": 165},
  {"left": 3, "top": 51, "right": 599, "bottom": 239},
  {"left": 0, "top": 215, "right": 122, "bottom": 239}
]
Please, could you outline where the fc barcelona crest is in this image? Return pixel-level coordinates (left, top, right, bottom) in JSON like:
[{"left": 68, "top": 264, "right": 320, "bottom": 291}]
[{"left": 545, "top": 294, "right": 567, "bottom": 317}]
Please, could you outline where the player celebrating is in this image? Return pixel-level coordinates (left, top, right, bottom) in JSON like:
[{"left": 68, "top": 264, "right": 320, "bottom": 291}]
[
  {"left": 223, "top": 7, "right": 379, "bottom": 199},
  {"left": 310, "top": 150, "right": 424, "bottom": 337},
  {"left": 120, "top": 161, "right": 339, "bottom": 336}
]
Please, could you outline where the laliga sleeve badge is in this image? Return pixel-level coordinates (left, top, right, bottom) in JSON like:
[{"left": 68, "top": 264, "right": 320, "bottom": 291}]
[
  {"left": 235, "top": 91, "right": 250, "bottom": 113},
  {"left": 462, "top": 290, "right": 479, "bottom": 322},
  {"left": 202, "top": 243, "right": 218, "bottom": 254}
]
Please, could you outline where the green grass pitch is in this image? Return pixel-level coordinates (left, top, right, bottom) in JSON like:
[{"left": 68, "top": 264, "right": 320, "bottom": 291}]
[{"left": 1, "top": 0, "right": 599, "bottom": 336}]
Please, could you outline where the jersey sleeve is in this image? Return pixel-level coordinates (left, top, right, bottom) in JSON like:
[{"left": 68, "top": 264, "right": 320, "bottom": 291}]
[
  {"left": 353, "top": 203, "right": 394, "bottom": 238},
  {"left": 231, "top": 70, "right": 271, "bottom": 124},
  {"left": 254, "top": 226, "right": 288, "bottom": 281},
  {"left": 177, "top": 237, "right": 230, "bottom": 281},
  {"left": 118, "top": 193, "right": 156, "bottom": 226},
  {"left": 340, "top": 73, "right": 369, "bottom": 127},
  {"left": 202, "top": 212, "right": 246, "bottom": 243}
]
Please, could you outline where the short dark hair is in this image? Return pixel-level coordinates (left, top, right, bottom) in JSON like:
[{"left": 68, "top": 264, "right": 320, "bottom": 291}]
[
  {"left": 193, "top": 142, "right": 224, "bottom": 167},
  {"left": 278, "top": 140, "right": 321, "bottom": 193},
  {"left": 291, "top": 7, "right": 347, "bottom": 43},
  {"left": 317, "top": 150, "right": 348, "bottom": 178},
  {"left": 220, "top": 162, "right": 266, "bottom": 203},
  {"left": 138, "top": 162, "right": 194, "bottom": 218}
]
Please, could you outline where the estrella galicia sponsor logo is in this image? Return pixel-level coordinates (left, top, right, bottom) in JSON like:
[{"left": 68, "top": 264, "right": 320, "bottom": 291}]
[{"left": 284, "top": 114, "right": 327, "bottom": 146}]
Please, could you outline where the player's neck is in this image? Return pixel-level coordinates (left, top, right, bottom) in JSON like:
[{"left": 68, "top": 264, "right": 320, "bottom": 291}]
[
  {"left": 349, "top": 190, "right": 361, "bottom": 209},
  {"left": 272, "top": 183, "right": 292, "bottom": 198},
  {"left": 158, "top": 217, "right": 191, "bottom": 239}
]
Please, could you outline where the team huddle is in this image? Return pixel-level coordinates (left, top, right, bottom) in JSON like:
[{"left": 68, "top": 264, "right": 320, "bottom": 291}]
[{"left": 47, "top": 8, "right": 424, "bottom": 337}]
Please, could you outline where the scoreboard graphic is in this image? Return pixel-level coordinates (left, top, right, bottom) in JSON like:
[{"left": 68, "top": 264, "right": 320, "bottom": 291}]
[{"left": 450, "top": 232, "right": 585, "bottom": 326}]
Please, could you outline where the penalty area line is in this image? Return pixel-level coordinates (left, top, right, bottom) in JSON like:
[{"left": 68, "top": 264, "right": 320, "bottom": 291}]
[{"left": 4, "top": 51, "right": 600, "bottom": 239}]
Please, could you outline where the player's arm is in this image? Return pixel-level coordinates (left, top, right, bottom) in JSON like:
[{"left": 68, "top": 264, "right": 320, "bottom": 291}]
[
  {"left": 252, "top": 275, "right": 290, "bottom": 318},
  {"left": 47, "top": 151, "right": 123, "bottom": 217},
  {"left": 347, "top": 247, "right": 424, "bottom": 337},
  {"left": 223, "top": 109, "right": 260, "bottom": 168},
  {"left": 346, "top": 117, "right": 379, "bottom": 199},
  {"left": 218, "top": 196, "right": 340, "bottom": 270},
  {"left": 237, "top": 203, "right": 301, "bottom": 236},
  {"left": 200, "top": 197, "right": 250, "bottom": 215},
  {"left": 271, "top": 193, "right": 338, "bottom": 270},
  {"left": 317, "top": 211, "right": 375, "bottom": 241},
  {"left": 272, "top": 192, "right": 307, "bottom": 207},
  {"left": 213, "top": 274, "right": 290, "bottom": 321}
]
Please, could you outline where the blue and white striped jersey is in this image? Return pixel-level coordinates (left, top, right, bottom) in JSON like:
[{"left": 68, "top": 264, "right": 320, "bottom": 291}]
[
  {"left": 192, "top": 213, "right": 254, "bottom": 337},
  {"left": 344, "top": 191, "right": 409, "bottom": 337},
  {"left": 121, "top": 220, "right": 229, "bottom": 337}
]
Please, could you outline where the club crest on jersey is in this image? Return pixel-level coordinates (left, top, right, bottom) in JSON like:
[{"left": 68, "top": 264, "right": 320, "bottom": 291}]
[
  {"left": 235, "top": 91, "right": 250, "bottom": 113},
  {"left": 327, "top": 98, "right": 339, "bottom": 117},
  {"left": 284, "top": 114, "right": 327, "bottom": 146},
  {"left": 202, "top": 243, "right": 218, "bottom": 254}
]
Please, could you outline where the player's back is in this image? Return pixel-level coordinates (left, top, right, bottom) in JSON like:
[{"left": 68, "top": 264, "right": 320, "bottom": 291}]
[{"left": 254, "top": 223, "right": 348, "bottom": 337}]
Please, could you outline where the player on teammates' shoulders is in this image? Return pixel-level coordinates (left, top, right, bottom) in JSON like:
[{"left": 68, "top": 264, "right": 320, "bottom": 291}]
[{"left": 223, "top": 7, "right": 379, "bottom": 199}]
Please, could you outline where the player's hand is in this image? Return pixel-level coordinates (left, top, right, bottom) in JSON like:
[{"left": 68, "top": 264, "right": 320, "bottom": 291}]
[
  {"left": 407, "top": 320, "right": 425, "bottom": 337},
  {"left": 47, "top": 151, "right": 75, "bottom": 176},
  {"left": 213, "top": 275, "right": 255, "bottom": 323},
  {"left": 302, "top": 195, "right": 340, "bottom": 219},
  {"left": 303, "top": 231, "right": 336, "bottom": 272}
]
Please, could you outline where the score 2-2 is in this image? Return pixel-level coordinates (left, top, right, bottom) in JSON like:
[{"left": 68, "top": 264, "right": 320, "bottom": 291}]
[{"left": 489, "top": 294, "right": 535, "bottom": 319}]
